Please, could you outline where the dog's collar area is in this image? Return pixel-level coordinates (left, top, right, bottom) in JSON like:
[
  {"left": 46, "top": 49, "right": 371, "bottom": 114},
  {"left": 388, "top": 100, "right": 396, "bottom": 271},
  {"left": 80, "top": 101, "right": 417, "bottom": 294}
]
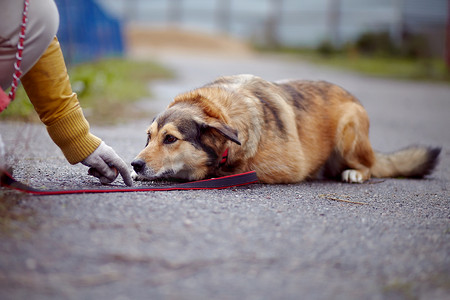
[{"left": 218, "top": 148, "right": 229, "bottom": 167}]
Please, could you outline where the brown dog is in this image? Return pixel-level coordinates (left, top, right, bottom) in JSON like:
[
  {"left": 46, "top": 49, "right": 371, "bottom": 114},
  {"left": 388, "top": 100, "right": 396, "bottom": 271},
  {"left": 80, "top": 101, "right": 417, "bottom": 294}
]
[{"left": 131, "top": 74, "right": 440, "bottom": 183}]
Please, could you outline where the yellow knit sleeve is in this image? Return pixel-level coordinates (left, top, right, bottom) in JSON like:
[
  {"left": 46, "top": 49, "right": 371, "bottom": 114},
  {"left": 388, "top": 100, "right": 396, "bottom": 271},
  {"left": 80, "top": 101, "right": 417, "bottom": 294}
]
[
  {"left": 46, "top": 107, "right": 101, "bottom": 164},
  {"left": 21, "top": 37, "right": 101, "bottom": 164}
]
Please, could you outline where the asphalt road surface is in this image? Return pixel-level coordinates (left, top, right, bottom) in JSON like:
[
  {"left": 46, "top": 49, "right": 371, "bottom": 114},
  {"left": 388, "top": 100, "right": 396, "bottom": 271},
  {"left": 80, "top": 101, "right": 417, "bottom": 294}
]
[{"left": 1, "top": 52, "right": 449, "bottom": 300}]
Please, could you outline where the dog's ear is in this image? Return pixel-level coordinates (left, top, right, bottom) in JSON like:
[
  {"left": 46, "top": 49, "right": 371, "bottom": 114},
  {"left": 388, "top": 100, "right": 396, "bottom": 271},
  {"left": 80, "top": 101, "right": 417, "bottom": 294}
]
[{"left": 201, "top": 122, "right": 241, "bottom": 145}]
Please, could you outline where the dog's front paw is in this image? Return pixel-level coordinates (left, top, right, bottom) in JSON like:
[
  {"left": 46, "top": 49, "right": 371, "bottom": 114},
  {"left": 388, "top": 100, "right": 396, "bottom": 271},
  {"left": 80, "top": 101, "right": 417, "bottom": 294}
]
[{"left": 341, "top": 169, "right": 363, "bottom": 183}]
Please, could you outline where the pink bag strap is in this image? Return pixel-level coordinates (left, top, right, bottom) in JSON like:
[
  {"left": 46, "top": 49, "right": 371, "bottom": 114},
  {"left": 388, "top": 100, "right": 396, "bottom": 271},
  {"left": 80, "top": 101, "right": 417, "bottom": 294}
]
[{"left": 0, "top": 87, "right": 10, "bottom": 113}]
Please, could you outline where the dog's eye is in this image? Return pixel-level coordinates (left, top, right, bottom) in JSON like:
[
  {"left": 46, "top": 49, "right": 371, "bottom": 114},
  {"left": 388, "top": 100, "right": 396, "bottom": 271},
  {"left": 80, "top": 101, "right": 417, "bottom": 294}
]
[{"left": 163, "top": 134, "right": 178, "bottom": 144}]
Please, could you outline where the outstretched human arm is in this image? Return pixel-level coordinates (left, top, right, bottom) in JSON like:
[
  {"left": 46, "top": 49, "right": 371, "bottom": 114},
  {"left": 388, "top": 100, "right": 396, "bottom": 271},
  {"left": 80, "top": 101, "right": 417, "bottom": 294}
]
[{"left": 21, "top": 37, "right": 132, "bottom": 186}]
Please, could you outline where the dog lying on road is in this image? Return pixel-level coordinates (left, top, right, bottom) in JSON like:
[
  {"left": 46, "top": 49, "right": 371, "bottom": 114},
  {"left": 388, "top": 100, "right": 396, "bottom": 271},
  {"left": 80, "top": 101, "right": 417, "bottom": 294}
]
[{"left": 131, "top": 74, "right": 440, "bottom": 184}]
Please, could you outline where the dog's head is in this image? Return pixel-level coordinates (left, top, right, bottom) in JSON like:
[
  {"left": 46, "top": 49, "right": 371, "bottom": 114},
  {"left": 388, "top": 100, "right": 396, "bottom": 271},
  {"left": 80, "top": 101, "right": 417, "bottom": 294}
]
[{"left": 131, "top": 89, "right": 241, "bottom": 181}]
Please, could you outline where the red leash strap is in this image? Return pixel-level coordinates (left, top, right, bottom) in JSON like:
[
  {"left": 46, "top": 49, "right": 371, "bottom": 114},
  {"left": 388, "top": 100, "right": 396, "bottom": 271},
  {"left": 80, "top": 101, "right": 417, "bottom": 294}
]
[
  {"left": 0, "top": 170, "right": 258, "bottom": 195},
  {"left": 8, "top": 0, "right": 30, "bottom": 101},
  {"left": 218, "top": 148, "right": 229, "bottom": 167},
  {"left": 1, "top": 0, "right": 30, "bottom": 113},
  {"left": 9, "top": 0, "right": 30, "bottom": 100}
]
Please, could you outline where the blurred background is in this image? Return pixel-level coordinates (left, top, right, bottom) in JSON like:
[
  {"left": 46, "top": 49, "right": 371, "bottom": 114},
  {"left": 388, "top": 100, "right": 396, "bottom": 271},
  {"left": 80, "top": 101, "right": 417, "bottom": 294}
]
[
  {"left": 55, "top": 0, "right": 448, "bottom": 64},
  {"left": 2, "top": 0, "right": 448, "bottom": 123}
]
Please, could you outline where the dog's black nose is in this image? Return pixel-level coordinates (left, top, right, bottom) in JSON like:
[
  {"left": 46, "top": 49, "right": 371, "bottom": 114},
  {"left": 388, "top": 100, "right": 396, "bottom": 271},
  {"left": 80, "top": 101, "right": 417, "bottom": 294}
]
[{"left": 131, "top": 159, "right": 145, "bottom": 173}]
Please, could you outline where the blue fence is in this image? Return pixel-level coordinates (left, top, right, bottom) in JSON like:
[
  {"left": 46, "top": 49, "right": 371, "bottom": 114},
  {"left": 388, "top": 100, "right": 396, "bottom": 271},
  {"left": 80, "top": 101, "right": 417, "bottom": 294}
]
[{"left": 54, "top": 0, "right": 124, "bottom": 65}]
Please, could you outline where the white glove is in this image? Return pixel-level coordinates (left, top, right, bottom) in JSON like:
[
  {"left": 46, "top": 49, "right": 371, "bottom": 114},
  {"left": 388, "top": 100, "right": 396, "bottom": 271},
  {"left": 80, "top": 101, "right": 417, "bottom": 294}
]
[{"left": 81, "top": 142, "right": 133, "bottom": 186}]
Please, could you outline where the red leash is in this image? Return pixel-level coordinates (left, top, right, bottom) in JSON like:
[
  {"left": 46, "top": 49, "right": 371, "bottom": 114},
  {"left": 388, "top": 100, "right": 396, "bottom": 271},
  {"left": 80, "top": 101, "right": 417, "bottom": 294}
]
[
  {"left": 0, "top": 170, "right": 258, "bottom": 195},
  {"left": 8, "top": 0, "right": 30, "bottom": 100},
  {"left": 1, "top": 0, "right": 30, "bottom": 112}
]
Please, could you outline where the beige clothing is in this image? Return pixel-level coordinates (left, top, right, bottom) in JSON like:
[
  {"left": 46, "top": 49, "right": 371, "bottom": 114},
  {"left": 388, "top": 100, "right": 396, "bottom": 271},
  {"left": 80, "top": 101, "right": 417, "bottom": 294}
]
[{"left": 0, "top": 0, "right": 59, "bottom": 90}]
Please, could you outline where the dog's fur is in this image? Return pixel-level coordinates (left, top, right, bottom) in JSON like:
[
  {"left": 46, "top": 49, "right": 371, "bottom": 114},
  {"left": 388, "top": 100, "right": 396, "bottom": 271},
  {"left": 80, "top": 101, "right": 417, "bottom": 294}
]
[{"left": 131, "top": 74, "right": 440, "bottom": 184}]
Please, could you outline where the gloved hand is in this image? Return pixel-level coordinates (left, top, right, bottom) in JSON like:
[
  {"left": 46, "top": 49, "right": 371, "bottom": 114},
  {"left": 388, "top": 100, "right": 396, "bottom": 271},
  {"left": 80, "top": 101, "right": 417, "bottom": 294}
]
[{"left": 82, "top": 142, "right": 133, "bottom": 186}]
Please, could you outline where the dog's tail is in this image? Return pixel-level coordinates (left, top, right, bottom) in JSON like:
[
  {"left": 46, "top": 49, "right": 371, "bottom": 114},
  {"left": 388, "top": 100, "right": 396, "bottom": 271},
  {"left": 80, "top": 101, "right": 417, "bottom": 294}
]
[{"left": 370, "top": 146, "right": 441, "bottom": 178}]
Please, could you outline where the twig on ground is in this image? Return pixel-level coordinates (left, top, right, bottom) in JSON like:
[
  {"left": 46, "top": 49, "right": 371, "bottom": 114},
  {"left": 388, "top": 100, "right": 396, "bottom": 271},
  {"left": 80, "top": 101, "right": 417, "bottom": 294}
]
[{"left": 319, "top": 193, "right": 368, "bottom": 205}]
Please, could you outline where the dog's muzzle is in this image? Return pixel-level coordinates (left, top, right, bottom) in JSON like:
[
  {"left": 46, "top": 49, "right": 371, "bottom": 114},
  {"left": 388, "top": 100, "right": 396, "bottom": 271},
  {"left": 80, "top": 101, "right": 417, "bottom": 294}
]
[{"left": 131, "top": 159, "right": 146, "bottom": 173}]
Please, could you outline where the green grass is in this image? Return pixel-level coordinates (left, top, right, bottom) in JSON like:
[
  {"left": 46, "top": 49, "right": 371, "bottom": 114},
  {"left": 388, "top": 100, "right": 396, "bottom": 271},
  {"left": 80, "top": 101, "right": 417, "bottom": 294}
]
[
  {"left": 307, "top": 53, "right": 449, "bottom": 82},
  {"left": 0, "top": 87, "right": 36, "bottom": 122},
  {"left": 0, "top": 58, "right": 173, "bottom": 124},
  {"left": 257, "top": 46, "right": 450, "bottom": 83}
]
